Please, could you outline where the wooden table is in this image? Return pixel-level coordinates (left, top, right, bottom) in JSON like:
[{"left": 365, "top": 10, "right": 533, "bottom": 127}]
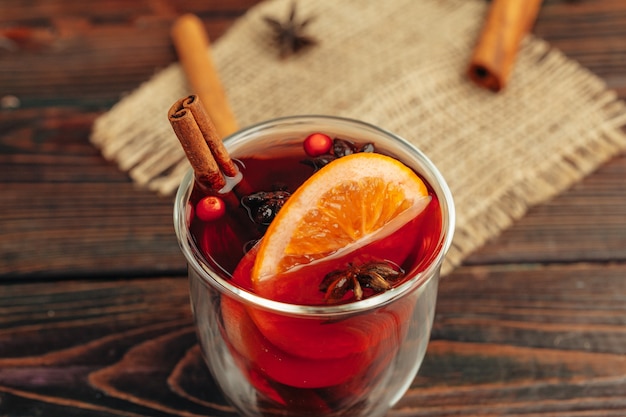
[{"left": 1, "top": 1, "right": 625, "bottom": 416}]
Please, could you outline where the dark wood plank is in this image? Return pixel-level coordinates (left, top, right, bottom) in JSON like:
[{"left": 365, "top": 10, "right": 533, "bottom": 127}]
[
  {"left": 0, "top": 262, "right": 624, "bottom": 416},
  {"left": 403, "top": 262, "right": 626, "bottom": 416},
  {"left": 535, "top": 0, "right": 626, "bottom": 98},
  {"left": 0, "top": 1, "right": 262, "bottom": 108},
  {"left": 0, "top": 108, "right": 183, "bottom": 278},
  {"left": 465, "top": 153, "right": 626, "bottom": 265}
]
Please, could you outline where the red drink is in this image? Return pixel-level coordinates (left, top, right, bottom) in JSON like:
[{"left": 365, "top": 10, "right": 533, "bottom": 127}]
[
  {"left": 189, "top": 151, "right": 442, "bottom": 292},
  {"left": 186, "top": 137, "right": 441, "bottom": 414},
  {"left": 175, "top": 116, "right": 454, "bottom": 417}
]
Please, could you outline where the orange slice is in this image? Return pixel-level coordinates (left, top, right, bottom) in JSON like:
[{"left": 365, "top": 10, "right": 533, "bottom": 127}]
[{"left": 251, "top": 152, "right": 431, "bottom": 283}]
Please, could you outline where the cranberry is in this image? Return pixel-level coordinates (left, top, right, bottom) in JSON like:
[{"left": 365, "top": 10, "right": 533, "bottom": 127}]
[
  {"left": 303, "top": 133, "right": 332, "bottom": 157},
  {"left": 196, "top": 196, "right": 226, "bottom": 222}
]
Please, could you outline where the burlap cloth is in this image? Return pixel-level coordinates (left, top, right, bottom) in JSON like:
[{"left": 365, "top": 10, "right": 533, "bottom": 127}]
[{"left": 91, "top": 0, "right": 626, "bottom": 275}]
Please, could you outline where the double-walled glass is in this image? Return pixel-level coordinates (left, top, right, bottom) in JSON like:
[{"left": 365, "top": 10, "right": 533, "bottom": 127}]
[{"left": 174, "top": 116, "right": 455, "bottom": 417}]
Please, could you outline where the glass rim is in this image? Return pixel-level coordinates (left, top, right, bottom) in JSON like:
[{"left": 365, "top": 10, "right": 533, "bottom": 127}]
[{"left": 174, "top": 115, "right": 455, "bottom": 318}]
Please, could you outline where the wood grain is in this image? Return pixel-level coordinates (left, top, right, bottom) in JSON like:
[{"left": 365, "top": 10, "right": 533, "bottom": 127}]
[
  {"left": 1, "top": 0, "right": 625, "bottom": 416},
  {"left": 465, "top": 154, "right": 626, "bottom": 265},
  {"left": 0, "top": 263, "right": 623, "bottom": 416}
]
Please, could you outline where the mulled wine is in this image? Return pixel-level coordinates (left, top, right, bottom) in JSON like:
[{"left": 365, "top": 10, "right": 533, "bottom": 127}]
[
  {"left": 188, "top": 147, "right": 442, "bottom": 296},
  {"left": 175, "top": 115, "right": 455, "bottom": 417}
]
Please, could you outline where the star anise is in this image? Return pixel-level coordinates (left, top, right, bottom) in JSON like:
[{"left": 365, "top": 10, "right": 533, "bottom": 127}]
[
  {"left": 241, "top": 187, "right": 291, "bottom": 226},
  {"left": 332, "top": 138, "right": 374, "bottom": 157},
  {"left": 263, "top": 2, "right": 317, "bottom": 58},
  {"left": 300, "top": 154, "right": 337, "bottom": 171},
  {"left": 319, "top": 261, "right": 405, "bottom": 304}
]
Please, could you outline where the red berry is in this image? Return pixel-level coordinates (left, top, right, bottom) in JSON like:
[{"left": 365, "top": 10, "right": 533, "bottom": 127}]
[
  {"left": 303, "top": 133, "right": 332, "bottom": 157},
  {"left": 196, "top": 196, "right": 226, "bottom": 222}
]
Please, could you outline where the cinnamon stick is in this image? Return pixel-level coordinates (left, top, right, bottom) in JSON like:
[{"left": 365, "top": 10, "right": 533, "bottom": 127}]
[
  {"left": 171, "top": 13, "right": 239, "bottom": 137},
  {"left": 468, "top": 0, "right": 543, "bottom": 92},
  {"left": 168, "top": 98, "right": 226, "bottom": 191},
  {"left": 182, "top": 95, "right": 238, "bottom": 178}
]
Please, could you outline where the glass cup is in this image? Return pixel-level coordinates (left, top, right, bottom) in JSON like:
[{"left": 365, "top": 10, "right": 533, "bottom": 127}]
[{"left": 174, "top": 115, "right": 455, "bottom": 417}]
